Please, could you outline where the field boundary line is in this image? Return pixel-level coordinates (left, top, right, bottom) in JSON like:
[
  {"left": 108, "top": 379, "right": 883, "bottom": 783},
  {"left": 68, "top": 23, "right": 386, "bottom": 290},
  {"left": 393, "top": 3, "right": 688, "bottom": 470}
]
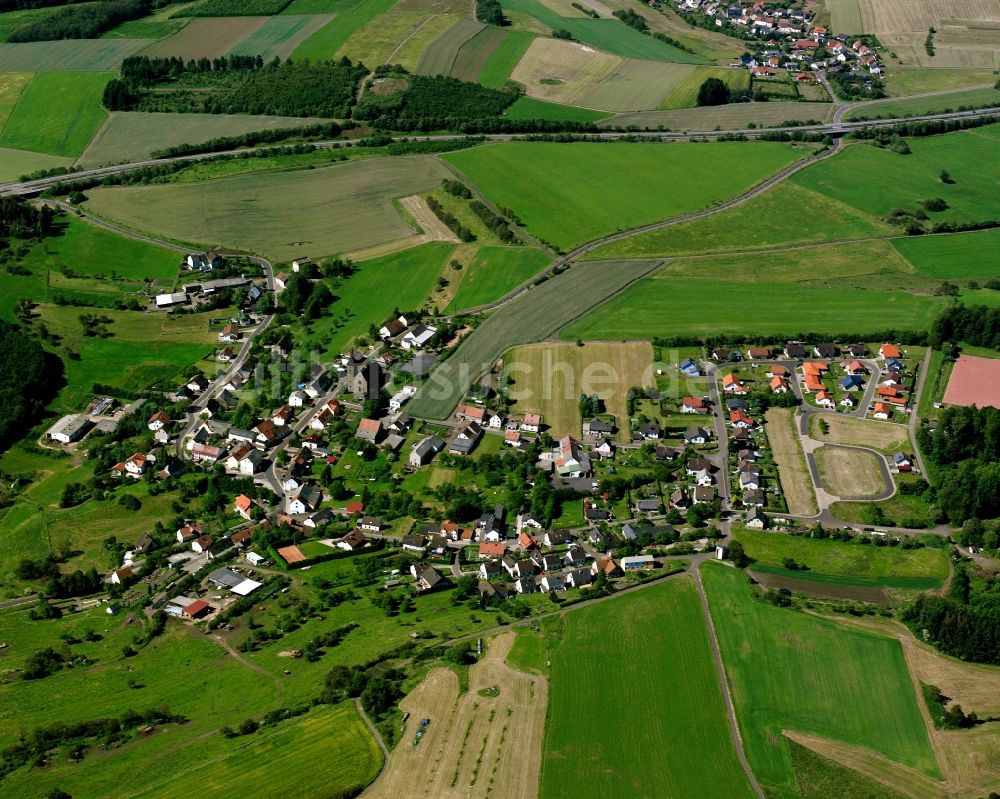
[
  {"left": 384, "top": 13, "right": 441, "bottom": 65},
  {"left": 693, "top": 565, "right": 767, "bottom": 799}
]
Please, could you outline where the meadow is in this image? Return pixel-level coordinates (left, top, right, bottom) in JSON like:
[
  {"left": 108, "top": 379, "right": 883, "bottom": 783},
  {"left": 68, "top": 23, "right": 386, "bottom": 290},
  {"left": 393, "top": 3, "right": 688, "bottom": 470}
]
[
  {"left": 505, "top": 340, "right": 653, "bottom": 435},
  {"left": 808, "top": 414, "right": 911, "bottom": 454},
  {"left": 702, "top": 563, "right": 940, "bottom": 799},
  {"left": 503, "top": 95, "right": 609, "bottom": 122},
  {"left": 659, "top": 65, "right": 750, "bottom": 109},
  {"left": 291, "top": 0, "right": 397, "bottom": 61},
  {"left": 815, "top": 445, "right": 889, "bottom": 498},
  {"left": 82, "top": 155, "right": 451, "bottom": 261},
  {"left": 846, "top": 87, "right": 1000, "bottom": 120},
  {"left": 449, "top": 23, "right": 506, "bottom": 81},
  {"left": 892, "top": 228, "right": 1000, "bottom": 279},
  {"left": 446, "top": 245, "right": 551, "bottom": 311},
  {"left": 0, "top": 72, "right": 111, "bottom": 157},
  {"left": 734, "top": 528, "right": 948, "bottom": 587},
  {"left": 0, "top": 39, "right": 147, "bottom": 70},
  {"left": 336, "top": 5, "right": 452, "bottom": 68},
  {"left": 587, "top": 182, "right": 892, "bottom": 258},
  {"left": 443, "top": 140, "right": 806, "bottom": 251},
  {"left": 415, "top": 18, "right": 483, "bottom": 76},
  {"left": 476, "top": 28, "right": 534, "bottom": 88},
  {"left": 407, "top": 258, "right": 662, "bottom": 419},
  {"left": 791, "top": 130, "right": 1000, "bottom": 225},
  {"left": 560, "top": 277, "right": 946, "bottom": 340},
  {"left": 540, "top": 576, "right": 757, "bottom": 799},
  {"left": 0, "top": 146, "right": 72, "bottom": 182},
  {"left": 764, "top": 408, "right": 817, "bottom": 516},
  {"left": 141, "top": 16, "right": 269, "bottom": 59},
  {"left": 78, "top": 111, "right": 329, "bottom": 167},
  {"left": 389, "top": 13, "right": 461, "bottom": 71},
  {"left": 225, "top": 13, "right": 334, "bottom": 59},
  {"left": 0, "top": 71, "right": 30, "bottom": 130},
  {"left": 599, "top": 100, "right": 834, "bottom": 130}
]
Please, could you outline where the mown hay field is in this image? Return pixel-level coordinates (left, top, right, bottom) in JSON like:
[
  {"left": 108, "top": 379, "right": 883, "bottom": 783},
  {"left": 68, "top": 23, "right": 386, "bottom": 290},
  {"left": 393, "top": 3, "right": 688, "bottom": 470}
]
[
  {"left": 0, "top": 72, "right": 111, "bottom": 157},
  {"left": 291, "top": 0, "right": 398, "bottom": 60},
  {"left": 764, "top": 408, "right": 817, "bottom": 516},
  {"left": 0, "top": 71, "right": 31, "bottom": 130},
  {"left": 141, "top": 16, "right": 269, "bottom": 59},
  {"left": 845, "top": 86, "right": 1000, "bottom": 119},
  {"left": 894, "top": 228, "right": 1000, "bottom": 279},
  {"left": 476, "top": 28, "right": 534, "bottom": 87},
  {"left": 825, "top": 0, "right": 863, "bottom": 33},
  {"left": 0, "top": 146, "right": 72, "bottom": 182},
  {"left": 659, "top": 65, "right": 750, "bottom": 109},
  {"left": 225, "top": 13, "right": 333, "bottom": 59},
  {"left": 599, "top": 100, "right": 834, "bottom": 129},
  {"left": 541, "top": 577, "right": 757, "bottom": 799},
  {"left": 78, "top": 111, "right": 329, "bottom": 166},
  {"left": 415, "top": 18, "right": 484, "bottom": 75},
  {"left": 702, "top": 563, "right": 940, "bottom": 797},
  {"left": 82, "top": 155, "right": 451, "bottom": 261},
  {"left": 408, "top": 258, "right": 661, "bottom": 419},
  {"left": 809, "top": 414, "right": 911, "bottom": 454},
  {"left": 443, "top": 140, "right": 806, "bottom": 250},
  {"left": 393, "top": 14, "right": 468, "bottom": 72},
  {"left": 510, "top": 36, "right": 622, "bottom": 107},
  {"left": 449, "top": 24, "right": 507, "bottom": 81},
  {"left": 505, "top": 341, "right": 653, "bottom": 436},
  {"left": 446, "top": 245, "right": 551, "bottom": 312},
  {"left": 0, "top": 38, "right": 147, "bottom": 70}
]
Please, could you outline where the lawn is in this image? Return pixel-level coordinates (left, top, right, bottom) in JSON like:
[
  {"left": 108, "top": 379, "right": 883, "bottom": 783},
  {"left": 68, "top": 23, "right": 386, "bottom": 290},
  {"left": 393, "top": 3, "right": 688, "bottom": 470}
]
[
  {"left": 476, "top": 28, "right": 533, "bottom": 88},
  {"left": 702, "top": 563, "right": 940, "bottom": 799},
  {"left": 78, "top": 111, "right": 328, "bottom": 166},
  {"left": 0, "top": 39, "right": 147, "bottom": 70},
  {"left": 225, "top": 13, "right": 334, "bottom": 59},
  {"left": 892, "top": 228, "right": 1000, "bottom": 280},
  {"left": 0, "top": 72, "right": 111, "bottom": 157},
  {"left": 291, "top": 0, "right": 398, "bottom": 61},
  {"left": 407, "top": 258, "right": 661, "bottom": 419},
  {"left": 505, "top": 340, "right": 653, "bottom": 436},
  {"left": 446, "top": 245, "right": 551, "bottom": 311},
  {"left": 540, "top": 576, "right": 757, "bottom": 799},
  {"left": 560, "top": 278, "right": 947, "bottom": 340},
  {"left": 733, "top": 528, "right": 948, "bottom": 587},
  {"left": 82, "top": 155, "right": 451, "bottom": 261},
  {"left": 443, "top": 140, "right": 807, "bottom": 251},
  {"left": 791, "top": 130, "right": 1000, "bottom": 225},
  {"left": 504, "top": 95, "right": 609, "bottom": 122}
]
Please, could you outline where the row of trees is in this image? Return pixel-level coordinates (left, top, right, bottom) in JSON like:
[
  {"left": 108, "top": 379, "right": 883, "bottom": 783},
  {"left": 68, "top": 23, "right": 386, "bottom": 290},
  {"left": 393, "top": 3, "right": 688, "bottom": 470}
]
[
  {"left": 930, "top": 304, "right": 1000, "bottom": 350},
  {"left": 0, "top": 319, "right": 60, "bottom": 451}
]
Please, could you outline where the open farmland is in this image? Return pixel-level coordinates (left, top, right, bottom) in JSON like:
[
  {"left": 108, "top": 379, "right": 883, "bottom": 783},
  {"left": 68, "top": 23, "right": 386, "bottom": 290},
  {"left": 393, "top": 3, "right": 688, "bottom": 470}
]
[
  {"left": 476, "top": 28, "right": 534, "bottom": 87},
  {"left": 589, "top": 182, "right": 891, "bottom": 259},
  {"left": 505, "top": 341, "right": 653, "bottom": 436},
  {"left": 943, "top": 354, "right": 1000, "bottom": 409},
  {"left": 82, "top": 155, "right": 451, "bottom": 261},
  {"left": 541, "top": 576, "right": 757, "bottom": 799},
  {"left": 702, "top": 563, "right": 940, "bottom": 798},
  {"left": 510, "top": 36, "right": 622, "bottom": 107},
  {"left": 809, "top": 414, "right": 911, "bottom": 454},
  {"left": 0, "top": 147, "right": 72, "bottom": 182},
  {"left": 765, "top": 408, "right": 818, "bottom": 516},
  {"left": 447, "top": 245, "right": 551, "bottom": 311},
  {"left": 291, "top": 0, "right": 397, "bottom": 60},
  {"left": 225, "top": 13, "right": 333, "bottom": 59},
  {"left": 416, "top": 18, "right": 484, "bottom": 76},
  {"left": 581, "top": 58, "right": 698, "bottom": 111},
  {"left": 825, "top": 0, "right": 863, "bottom": 34},
  {"left": 792, "top": 130, "right": 1000, "bottom": 224},
  {"left": 600, "top": 100, "right": 834, "bottom": 129},
  {"left": 141, "top": 17, "right": 269, "bottom": 59},
  {"left": 0, "top": 71, "right": 30, "bottom": 130},
  {"left": 443, "top": 140, "right": 806, "bottom": 251},
  {"left": 365, "top": 633, "right": 547, "bottom": 799},
  {"left": 561, "top": 276, "right": 946, "bottom": 341},
  {"left": 503, "top": 96, "right": 609, "bottom": 121},
  {"left": 884, "top": 67, "right": 999, "bottom": 96},
  {"left": 0, "top": 72, "right": 110, "bottom": 157},
  {"left": 846, "top": 87, "right": 1000, "bottom": 120},
  {"left": 0, "top": 39, "right": 147, "bottom": 70},
  {"left": 449, "top": 24, "right": 507, "bottom": 81},
  {"left": 659, "top": 65, "right": 750, "bottom": 109},
  {"left": 734, "top": 528, "right": 949, "bottom": 588},
  {"left": 407, "top": 258, "right": 662, "bottom": 419},
  {"left": 895, "top": 228, "right": 1000, "bottom": 279},
  {"left": 78, "top": 111, "right": 329, "bottom": 166},
  {"left": 336, "top": 7, "right": 447, "bottom": 67}
]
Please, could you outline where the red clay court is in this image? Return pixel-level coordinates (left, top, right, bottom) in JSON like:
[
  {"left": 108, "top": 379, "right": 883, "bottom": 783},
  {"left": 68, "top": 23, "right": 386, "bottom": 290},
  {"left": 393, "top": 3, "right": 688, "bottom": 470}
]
[
  {"left": 943, "top": 355, "right": 1000, "bottom": 409},
  {"left": 277, "top": 544, "right": 307, "bottom": 564}
]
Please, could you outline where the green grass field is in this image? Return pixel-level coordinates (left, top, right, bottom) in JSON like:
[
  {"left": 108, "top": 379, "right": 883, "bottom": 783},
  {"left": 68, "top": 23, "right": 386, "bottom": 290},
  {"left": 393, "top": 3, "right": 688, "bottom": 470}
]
[
  {"left": 443, "top": 141, "right": 806, "bottom": 251},
  {"left": 408, "top": 258, "right": 660, "bottom": 419},
  {"left": 541, "top": 576, "right": 756, "bottom": 799},
  {"left": 733, "top": 528, "right": 949, "bottom": 588},
  {"left": 225, "top": 13, "right": 334, "bottom": 59},
  {"left": 502, "top": 0, "right": 705, "bottom": 63},
  {"left": 0, "top": 146, "right": 72, "bottom": 182},
  {"left": 476, "top": 28, "right": 533, "bottom": 88},
  {"left": 587, "top": 182, "right": 892, "bottom": 258},
  {"left": 792, "top": 130, "right": 1000, "bottom": 225},
  {"left": 446, "top": 246, "right": 551, "bottom": 311},
  {"left": 0, "top": 70, "right": 30, "bottom": 129},
  {"left": 560, "top": 276, "right": 947, "bottom": 340},
  {"left": 0, "top": 72, "right": 111, "bottom": 157},
  {"left": 702, "top": 563, "right": 939, "bottom": 799},
  {"left": 845, "top": 87, "right": 1000, "bottom": 121},
  {"left": 504, "top": 95, "right": 609, "bottom": 122},
  {"left": 291, "top": 0, "right": 397, "bottom": 61},
  {"left": 660, "top": 65, "right": 750, "bottom": 109},
  {"left": 892, "top": 228, "right": 1000, "bottom": 280},
  {"left": 0, "top": 39, "right": 146, "bottom": 70},
  {"left": 788, "top": 740, "right": 908, "bottom": 799},
  {"left": 83, "top": 155, "right": 451, "bottom": 261},
  {"left": 78, "top": 111, "right": 329, "bottom": 167},
  {"left": 449, "top": 23, "right": 506, "bottom": 81}
]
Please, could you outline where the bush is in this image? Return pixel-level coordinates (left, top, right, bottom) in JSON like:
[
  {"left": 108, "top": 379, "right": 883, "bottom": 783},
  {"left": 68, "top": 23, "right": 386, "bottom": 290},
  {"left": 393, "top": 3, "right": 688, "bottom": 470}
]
[{"left": 697, "top": 77, "right": 730, "bottom": 107}]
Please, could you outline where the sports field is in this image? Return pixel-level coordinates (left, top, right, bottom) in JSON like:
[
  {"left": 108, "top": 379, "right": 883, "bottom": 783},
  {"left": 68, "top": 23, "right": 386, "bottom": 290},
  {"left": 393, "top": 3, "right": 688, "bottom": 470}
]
[
  {"left": 561, "top": 278, "right": 946, "bottom": 340},
  {"left": 476, "top": 28, "right": 534, "bottom": 87},
  {"left": 0, "top": 39, "right": 147, "bottom": 70},
  {"left": 416, "top": 18, "right": 484, "bottom": 76},
  {"left": 503, "top": 95, "right": 609, "bottom": 122},
  {"left": 407, "top": 258, "right": 662, "bottom": 419},
  {"left": 892, "top": 228, "right": 1000, "bottom": 279},
  {"left": 702, "top": 563, "right": 940, "bottom": 798},
  {"left": 815, "top": 445, "right": 889, "bottom": 498},
  {"left": 291, "top": 0, "right": 397, "bottom": 61},
  {"left": 659, "top": 65, "right": 750, "bottom": 109},
  {"left": 0, "top": 72, "right": 111, "bottom": 157},
  {"left": 505, "top": 341, "right": 653, "bottom": 435},
  {"left": 808, "top": 414, "right": 911, "bottom": 454},
  {"left": 225, "top": 13, "right": 333, "bottom": 59},
  {"left": 78, "top": 111, "right": 329, "bottom": 166},
  {"left": 541, "top": 577, "right": 756, "bottom": 799},
  {"left": 764, "top": 408, "right": 817, "bottom": 516},
  {"left": 734, "top": 528, "right": 949, "bottom": 588},
  {"left": 443, "top": 141, "right": 805, "bottom": 250},
  {"left": 82, "top": 155, "right": 451, "bottom": 261},
  {"left": 943, "top": 354, "right": 1000, "bottom": 409},
  {"left": 446, "top": 246, "right": 551, "bottom": 311},
  {"left": 142, "top": 17, "right": 269, "bottom": 59}
]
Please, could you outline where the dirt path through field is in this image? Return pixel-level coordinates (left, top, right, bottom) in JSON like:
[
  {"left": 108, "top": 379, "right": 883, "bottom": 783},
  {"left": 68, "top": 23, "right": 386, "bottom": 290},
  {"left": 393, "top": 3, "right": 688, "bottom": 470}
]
[
  {"left": 363, "top": 632, "right": 546, "bottom": 799},
  {"left": 400, "top": 194, "right": 460, "bottom": 243}
]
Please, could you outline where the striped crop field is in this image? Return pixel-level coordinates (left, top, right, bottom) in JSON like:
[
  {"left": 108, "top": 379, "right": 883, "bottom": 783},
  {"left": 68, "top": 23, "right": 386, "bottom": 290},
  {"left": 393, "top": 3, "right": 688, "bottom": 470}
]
[
  {"left": 226, "top": 13, "right": 334, "bottom": 59},
  {"left": 416, "top": 18, "right": 484, "bottom": 75}
]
